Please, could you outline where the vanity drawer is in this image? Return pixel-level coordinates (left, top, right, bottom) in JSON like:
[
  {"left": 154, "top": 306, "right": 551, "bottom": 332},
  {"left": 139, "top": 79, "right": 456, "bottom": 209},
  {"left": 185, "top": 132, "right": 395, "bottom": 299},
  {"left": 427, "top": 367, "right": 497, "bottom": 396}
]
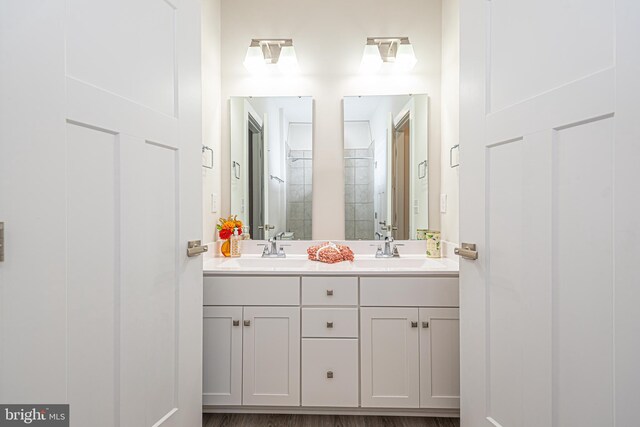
[
  {"left": 203, "top": 276, "right": 300, "bottom": 306},
  {"left": 302, "top": 308, "right": 359, "bottom": 338},
  {"left": 302, "top": 276, "right": 358, "bottom": 306},
  {"left": 302, "top": 339, "right": 359, "bottom": 407},
  {"left": 360, "top": 277, "right": 459, "bottom": 307}
]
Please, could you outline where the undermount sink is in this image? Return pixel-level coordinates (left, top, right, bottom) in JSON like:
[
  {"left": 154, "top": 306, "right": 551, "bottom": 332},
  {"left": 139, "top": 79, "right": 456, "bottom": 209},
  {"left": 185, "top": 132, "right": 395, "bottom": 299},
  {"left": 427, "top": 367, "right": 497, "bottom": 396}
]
[
  {"left": 352, "top": 257, "right": 446, "bottom": 270},
  {"left": 213, "top": 255, "right": 447, "bottom": 271},
  {"left": 217, "top": 257, "right": 310, "bottom": 270}
]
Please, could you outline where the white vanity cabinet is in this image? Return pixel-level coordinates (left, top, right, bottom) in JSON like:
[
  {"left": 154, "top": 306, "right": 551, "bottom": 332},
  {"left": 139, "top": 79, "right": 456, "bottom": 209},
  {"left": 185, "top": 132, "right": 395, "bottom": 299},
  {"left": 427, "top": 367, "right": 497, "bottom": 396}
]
[
  {"left": 242, "top": 306, "right": 300, "bottom": 406},
  {"left": 203, "top": 276, "right": 301, "bottom": 407},
  {"left": 300, "top": 276, "right": 360, "bottom": 407},
  {"left": 360, "top": 307, "right": 421, "bottom": 408},
  {"left": 419, "top": 308, "right": 460, "bottom": 409},
  {"left": 203, "top": 306, "right": 243, "bottom": 405},
  {"left": 203, "top": 272, "right": 459, "bottom": 416},
  {"left": 360, "top": 277, "right": 460, "bottom": 410}
]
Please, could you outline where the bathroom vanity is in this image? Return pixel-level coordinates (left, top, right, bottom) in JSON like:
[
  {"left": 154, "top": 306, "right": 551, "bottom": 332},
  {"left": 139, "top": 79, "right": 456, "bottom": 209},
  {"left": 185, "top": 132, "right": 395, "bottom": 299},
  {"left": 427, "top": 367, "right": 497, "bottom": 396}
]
[{"left": 202, "top": 254, "right": 460, "bottom": 417}]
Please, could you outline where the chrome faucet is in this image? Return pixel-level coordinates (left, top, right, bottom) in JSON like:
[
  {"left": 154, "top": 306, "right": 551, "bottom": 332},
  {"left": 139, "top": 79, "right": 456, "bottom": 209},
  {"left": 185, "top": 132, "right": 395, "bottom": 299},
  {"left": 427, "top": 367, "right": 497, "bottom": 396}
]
[
  {"left": 374, "top": 231, "right": 384, "bottom": 240},
  {"left": 259, "top": 237, "right": 287, "bottom": 258},
  {"left": 374, "top": 236, "right": 401, "bottom": 258}
]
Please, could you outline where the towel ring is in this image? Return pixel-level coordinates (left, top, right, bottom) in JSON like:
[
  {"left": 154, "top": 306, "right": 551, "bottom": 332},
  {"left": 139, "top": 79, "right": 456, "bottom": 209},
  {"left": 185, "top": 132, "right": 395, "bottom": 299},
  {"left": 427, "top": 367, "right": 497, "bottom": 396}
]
[
  {"left": 232, "top": 161, "right": 241, "bottom": 179},
  {"left": 450, "top": 144, "right": 460, "bottom": 168}
]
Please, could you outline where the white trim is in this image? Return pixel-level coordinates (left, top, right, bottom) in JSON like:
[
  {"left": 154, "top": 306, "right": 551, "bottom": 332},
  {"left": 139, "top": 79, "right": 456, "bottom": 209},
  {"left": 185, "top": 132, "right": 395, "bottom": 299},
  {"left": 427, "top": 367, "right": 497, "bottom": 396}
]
[{"left": 203, "top": 405, "right": 459, "bottom": 418}]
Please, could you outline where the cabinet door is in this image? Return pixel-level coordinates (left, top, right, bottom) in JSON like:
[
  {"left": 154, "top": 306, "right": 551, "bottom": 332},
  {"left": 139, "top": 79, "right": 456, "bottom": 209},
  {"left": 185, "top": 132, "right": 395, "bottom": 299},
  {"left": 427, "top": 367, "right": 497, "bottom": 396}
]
[
  {"left": 203, "top": 306, "right": 242, "bottom": 405},
  {"left": 361, "top": 307, "right": 420, "bottom": 408},
  {"left": 419, "top": 308, "right": 460, "bottom": 408},
  {"left": 302, "top": 339, "right": 359, "bottom": 407},
  {"left": 243, "top": 306, "right": 300, "bottom": 406}
]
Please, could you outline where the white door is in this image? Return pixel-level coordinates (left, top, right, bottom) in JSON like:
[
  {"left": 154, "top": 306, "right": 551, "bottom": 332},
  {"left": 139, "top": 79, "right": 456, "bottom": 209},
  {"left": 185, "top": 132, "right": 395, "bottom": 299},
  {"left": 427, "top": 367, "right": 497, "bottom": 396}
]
[
  {"left": 0, "top": 1, "right": 203, "bottom": 426},
  {"left": 203, "top": 307, "right": 242, "bottom": 406},
  {"left": 459, "top": 0, "right": 640, "bottom": 426},
  {"left": 242, "top": 306, "right": 300, "bottom": 406},
  {"left": 360, "top": 307, "right": 419, "bottom": 408},
  {"left": 419, "top": 308, "right": 460, "bottom": 409}
]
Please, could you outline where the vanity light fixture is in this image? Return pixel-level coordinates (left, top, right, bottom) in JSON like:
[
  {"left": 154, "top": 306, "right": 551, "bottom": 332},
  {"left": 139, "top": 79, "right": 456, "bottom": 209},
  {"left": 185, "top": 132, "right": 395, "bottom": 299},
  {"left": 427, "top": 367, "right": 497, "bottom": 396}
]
[
  {"left": 243, "top": 38, "right": 299, "bottom": 74},
  {"left": 360, "top": 37, "right": 417, "bottom": 72},
  {"left": 360, "top": 39, "right": 384, "bottom": 73}
]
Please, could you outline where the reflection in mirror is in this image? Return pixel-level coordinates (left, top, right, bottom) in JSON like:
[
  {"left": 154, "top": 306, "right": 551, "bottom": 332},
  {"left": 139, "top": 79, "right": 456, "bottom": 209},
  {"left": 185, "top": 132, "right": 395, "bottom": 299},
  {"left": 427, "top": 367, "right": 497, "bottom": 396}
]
[
  {"left": 230, "top": 96, "right": 313, "bottom": 240},
  {"left": 343, "top": 94, "right": 428, "bottom": 240}
]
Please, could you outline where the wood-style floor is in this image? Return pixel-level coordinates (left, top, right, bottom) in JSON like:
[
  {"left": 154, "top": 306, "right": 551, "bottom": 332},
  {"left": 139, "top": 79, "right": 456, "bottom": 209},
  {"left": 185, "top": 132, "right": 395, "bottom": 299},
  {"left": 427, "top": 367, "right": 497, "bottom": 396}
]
[{"left": 203, "top": 413, "right": 460, "bottom": 427}]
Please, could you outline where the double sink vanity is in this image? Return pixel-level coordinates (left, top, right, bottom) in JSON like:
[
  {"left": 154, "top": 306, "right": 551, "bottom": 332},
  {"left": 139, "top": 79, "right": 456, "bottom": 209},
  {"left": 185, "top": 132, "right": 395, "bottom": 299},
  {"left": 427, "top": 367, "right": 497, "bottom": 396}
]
[
  {"left": 202, "top": 243, "right": 460, "bottom": 417},
  {"left": 212, "top": 92, "right": 460, "bottom": 416}
]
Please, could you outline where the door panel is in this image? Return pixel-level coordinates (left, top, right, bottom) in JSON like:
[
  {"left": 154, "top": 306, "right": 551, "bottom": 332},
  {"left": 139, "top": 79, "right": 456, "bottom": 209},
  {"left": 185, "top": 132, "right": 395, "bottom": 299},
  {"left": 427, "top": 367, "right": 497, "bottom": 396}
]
[
  {"left": 67, "top": 123, "right": 118, "bottom": 427},
  {"left": 203, "top": 307, "right": 242, "bottom": 406},
  {"left": 419, "top": 308, "right": 460, "bottom": 409},
  {"left": 360, "top": 308, "right": 419, "bottom": 408},
  {"left": 554, "top": 118, "right": 614, "bottom": 426},
  {"left": 0, "top": 1, "right": 202, "bottom": 426},
  {"left": 488, "top": 0, "right": 614, "bottom": 112},
  {"left": 67, "top": 0, "right": 177, "bottom": 117},
  {"left": 459, "top": 0, "right": 633, "bottom": 426},
  {"left": 242, "top": 307, "right": 300, "bottom": 406},
  {"left": 120, "top": 139, "right": 180, "bottom": 427}
]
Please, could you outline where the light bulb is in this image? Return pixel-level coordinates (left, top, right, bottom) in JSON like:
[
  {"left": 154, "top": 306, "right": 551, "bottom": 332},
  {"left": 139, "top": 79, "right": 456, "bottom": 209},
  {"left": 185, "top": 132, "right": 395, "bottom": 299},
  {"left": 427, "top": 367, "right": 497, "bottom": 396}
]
[
  {"left": 360, "top": 43, "right": 383, "bottom": 73},
  {"left": 278, "top": 45, "right": 299, "bottom": 73},
  {"left": 395, "top": 42, "right": 417, "bottom": 71},
  {"left": 243, "top": 45, "right": 266, "bottom": 73}
]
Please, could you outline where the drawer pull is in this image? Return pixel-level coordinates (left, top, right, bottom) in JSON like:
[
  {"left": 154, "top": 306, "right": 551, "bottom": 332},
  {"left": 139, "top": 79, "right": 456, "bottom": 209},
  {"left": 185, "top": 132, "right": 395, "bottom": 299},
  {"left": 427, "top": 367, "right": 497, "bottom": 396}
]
[
  {"left": 411, "top": 321, "right": 418, "bottom": 328},
  {"left": 422, "top": 321, "right": 429, "bottom": 328},
  {"left": 244, "top": 320, "right": 251, "bottom": 327},
  {"left": 326, "top": 289, "right": 334, "bottom": 296},
  {"left": 326, "top": 321, "right": 334, "bottom": 328},
  {"left": 327, "top": 371, "right": 334, "bottom": 379},
  {"left": 233, "top": 320, "right": 240, "bottom": 326}
]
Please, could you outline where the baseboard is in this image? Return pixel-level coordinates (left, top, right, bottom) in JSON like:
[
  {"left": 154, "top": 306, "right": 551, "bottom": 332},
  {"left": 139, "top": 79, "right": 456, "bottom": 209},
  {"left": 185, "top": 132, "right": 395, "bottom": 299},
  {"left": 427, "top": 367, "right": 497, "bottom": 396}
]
[{"left": 203, "top": 405, "right": 460, "bottom": 418}]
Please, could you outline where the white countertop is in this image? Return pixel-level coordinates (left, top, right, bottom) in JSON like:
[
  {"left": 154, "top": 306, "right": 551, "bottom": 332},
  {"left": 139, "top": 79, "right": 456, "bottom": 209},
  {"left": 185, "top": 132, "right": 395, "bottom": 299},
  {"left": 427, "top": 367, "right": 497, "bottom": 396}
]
[{"left": 203, "top": 254, "right": 459, "bottom": 276}]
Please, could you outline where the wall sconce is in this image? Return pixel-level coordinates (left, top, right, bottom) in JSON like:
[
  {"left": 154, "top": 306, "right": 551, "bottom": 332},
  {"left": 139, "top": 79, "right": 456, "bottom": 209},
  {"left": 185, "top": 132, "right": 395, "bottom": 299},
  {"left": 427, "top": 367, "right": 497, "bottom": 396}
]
[
  {"left": 360, "top": 37, "right": 417, "bottom": 73},
  {"left": 243, "top": 38, "right": 299, "bottom": 74}
]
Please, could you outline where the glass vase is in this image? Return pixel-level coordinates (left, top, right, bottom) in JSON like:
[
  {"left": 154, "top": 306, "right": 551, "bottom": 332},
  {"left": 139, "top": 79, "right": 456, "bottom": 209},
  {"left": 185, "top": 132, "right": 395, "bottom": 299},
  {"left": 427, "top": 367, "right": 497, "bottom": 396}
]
[{"left": 220, "top": 239, "right": 231, "bottom": 257}]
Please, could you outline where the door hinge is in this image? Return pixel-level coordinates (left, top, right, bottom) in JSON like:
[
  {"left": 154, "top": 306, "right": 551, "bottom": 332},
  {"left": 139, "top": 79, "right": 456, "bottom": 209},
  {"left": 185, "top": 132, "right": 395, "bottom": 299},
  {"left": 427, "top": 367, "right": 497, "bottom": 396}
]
[{"left": 0, "top": 222, "right": 4, "bottom": 262}]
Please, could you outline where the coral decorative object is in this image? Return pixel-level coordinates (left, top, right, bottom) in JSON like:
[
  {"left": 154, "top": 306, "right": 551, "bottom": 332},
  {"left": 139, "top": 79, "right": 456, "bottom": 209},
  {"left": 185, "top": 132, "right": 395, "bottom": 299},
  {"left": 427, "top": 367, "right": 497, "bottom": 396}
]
[
  {"left": 307, "top": 242, "right": 354, "bottom": 264},
  {"left": 217, "top": 215, "right": 243, "bottom": 257}
]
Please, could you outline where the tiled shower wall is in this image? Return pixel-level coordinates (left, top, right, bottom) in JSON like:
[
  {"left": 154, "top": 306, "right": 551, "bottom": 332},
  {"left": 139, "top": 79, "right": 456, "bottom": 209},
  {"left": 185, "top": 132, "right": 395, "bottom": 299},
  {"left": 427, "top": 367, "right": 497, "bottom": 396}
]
[
  {"left": 344, "top": 143, "right": 375, "bottom": 240},
  {"left": 286, "top": 149, "right": 312, "bottom": 239}
]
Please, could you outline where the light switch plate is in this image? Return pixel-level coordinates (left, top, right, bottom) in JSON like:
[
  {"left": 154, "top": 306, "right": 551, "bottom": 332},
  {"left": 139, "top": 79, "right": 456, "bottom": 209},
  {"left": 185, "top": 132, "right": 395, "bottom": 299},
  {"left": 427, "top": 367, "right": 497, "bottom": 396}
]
[
  {"left": 440, "top": 194, "right": 447, "bottom": 213},
  {"left": 211, "top": 193, "right": 218, "bottom": 213}
]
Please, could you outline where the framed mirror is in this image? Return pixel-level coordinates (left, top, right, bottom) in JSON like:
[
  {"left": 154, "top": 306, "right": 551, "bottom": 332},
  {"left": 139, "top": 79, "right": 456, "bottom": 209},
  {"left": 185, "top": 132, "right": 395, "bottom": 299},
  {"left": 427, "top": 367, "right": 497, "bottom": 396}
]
[
  {"left": 230, "top": 96, "right": 313, "bottom": 240},
  {"left": 343, "top": 94, "right": 429, "bottom": 240}
]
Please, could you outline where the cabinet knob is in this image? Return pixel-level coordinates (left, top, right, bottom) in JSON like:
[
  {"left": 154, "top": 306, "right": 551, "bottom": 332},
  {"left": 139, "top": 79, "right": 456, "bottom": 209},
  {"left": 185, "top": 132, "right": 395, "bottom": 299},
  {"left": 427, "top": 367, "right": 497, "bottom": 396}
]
[
  {"left": 326, "top": 321, "right": 334, "bottom": 328},
  {"left": 233, "top": 320, "right": 240, "bottom": 327},
  {"left": 327, "top": 371, "right": 334, "bottom": 379},
  {"left": 411, "top": 321, "right": 418, "bottom": 328},
  {"left": 243, "top": 320, "right": 251, "bottom": 327},
  {"left": 422, "top": 321, "right": 429, "bottom": 328},
  {"left": 326, "top": 289, "right": 334, "bottom": 296}
]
